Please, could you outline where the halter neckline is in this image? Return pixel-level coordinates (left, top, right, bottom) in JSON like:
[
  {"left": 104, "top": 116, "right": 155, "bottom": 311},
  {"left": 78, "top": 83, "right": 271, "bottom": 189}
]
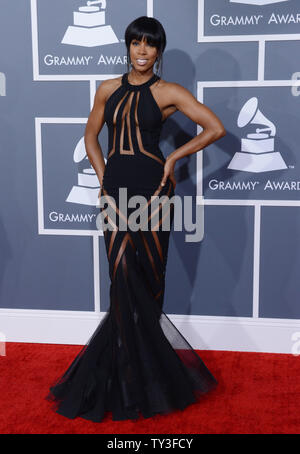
[{"left": 122, "top": 72, "right": 160, "bottom": 90}]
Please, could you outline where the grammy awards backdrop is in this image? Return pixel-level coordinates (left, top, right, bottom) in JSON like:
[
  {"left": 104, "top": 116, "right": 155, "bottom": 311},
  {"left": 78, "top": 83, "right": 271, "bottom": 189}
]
[{"left": 1, "top": 0, "right": 300, "bottom": 354}]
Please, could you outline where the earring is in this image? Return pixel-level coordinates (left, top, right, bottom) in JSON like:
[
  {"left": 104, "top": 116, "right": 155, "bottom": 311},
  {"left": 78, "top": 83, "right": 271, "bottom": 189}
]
[{"left": 155, "top": 57, "right": 161, "bottom": 74}]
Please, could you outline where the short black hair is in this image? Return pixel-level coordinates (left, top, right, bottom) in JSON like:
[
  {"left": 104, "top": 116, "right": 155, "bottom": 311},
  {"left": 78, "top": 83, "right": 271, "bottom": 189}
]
[{"left": 124, "top": 16, "right": 166, "bottom": 75}]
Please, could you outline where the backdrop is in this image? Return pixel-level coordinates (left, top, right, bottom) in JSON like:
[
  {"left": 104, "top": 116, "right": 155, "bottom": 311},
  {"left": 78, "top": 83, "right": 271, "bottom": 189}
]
[{"left": 1, "top": 0, "right": 300, "bottom": 354}]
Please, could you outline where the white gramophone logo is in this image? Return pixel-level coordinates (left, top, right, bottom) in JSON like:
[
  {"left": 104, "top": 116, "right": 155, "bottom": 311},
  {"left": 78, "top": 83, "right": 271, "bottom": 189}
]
[
  {"left": 66, "top": 136, "right": 105, "bottom": 206},
  {"left": 230, "top": 0, "right": 288, "bottom": 5},
  {"left": 61, "top": 0, "right": 118, "bottom": 47},
  {"left": 228, "top": 97, "right": 287, "bottom": 173}
]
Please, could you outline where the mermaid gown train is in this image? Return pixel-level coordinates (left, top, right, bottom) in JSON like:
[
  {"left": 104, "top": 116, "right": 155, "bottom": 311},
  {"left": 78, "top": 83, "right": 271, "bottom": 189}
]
[{"left": 46, "top": 72, "right": 218, "bottom": 422}]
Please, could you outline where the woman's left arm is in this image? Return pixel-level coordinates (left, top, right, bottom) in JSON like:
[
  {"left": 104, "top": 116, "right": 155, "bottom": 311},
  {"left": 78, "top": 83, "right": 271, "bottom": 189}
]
[{"left": 160, "top": 83, "right": 226, "bottom": 187}]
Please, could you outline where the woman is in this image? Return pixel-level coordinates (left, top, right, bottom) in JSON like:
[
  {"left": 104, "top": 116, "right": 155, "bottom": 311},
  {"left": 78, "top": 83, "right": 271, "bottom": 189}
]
[{"left": 46, "top": 16, "right": 225, "bottom": 423}]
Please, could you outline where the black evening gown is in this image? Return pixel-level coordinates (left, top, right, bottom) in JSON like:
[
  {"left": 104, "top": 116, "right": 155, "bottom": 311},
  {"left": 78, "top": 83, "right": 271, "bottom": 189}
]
[{"left": 46, "top": 72, "right": 218, "bottom": 422}]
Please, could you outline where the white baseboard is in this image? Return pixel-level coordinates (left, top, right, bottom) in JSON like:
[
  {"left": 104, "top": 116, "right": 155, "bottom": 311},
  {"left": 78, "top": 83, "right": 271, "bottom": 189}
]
[{"left": 1, "top": 308, "right": 300, "bottom": 354}]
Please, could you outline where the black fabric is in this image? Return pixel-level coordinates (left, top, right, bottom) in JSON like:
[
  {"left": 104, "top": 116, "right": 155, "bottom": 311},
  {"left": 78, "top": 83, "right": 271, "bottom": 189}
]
[{"left": 46, "top": 72, "right": 218, "bottom": 422}]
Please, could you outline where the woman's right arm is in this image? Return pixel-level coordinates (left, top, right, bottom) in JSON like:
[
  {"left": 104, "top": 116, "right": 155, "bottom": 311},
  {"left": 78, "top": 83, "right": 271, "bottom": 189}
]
[{"left": 84, "top": 80, "right": 112, "bottom": 187}]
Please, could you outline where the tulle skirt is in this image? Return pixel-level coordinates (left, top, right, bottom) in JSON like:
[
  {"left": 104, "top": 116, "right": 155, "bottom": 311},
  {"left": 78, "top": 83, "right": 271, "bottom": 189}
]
[{"left": 46, "top": 179, "right": 218, "bottom": 422}]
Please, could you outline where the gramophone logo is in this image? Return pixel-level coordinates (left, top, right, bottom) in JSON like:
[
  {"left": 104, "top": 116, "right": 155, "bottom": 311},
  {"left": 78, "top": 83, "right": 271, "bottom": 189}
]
[
  {"left": 0, "top": 72, "right": 6, "bottom": 96},
  {"left": 229, "top": 0, "right": 288, "bottom": 5},
  {"left": 228, "top": 97, "right": 287, "bottom": 173},
  {"left": 61, "top": 0, "right": 119, "bottom": 47},
  {"left": 66, "top": 136, "right": 105, "bottom": 206}
]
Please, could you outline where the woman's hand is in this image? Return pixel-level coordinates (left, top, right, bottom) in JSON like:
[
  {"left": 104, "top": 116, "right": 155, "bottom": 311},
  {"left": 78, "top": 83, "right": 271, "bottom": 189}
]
[{"left": 160, "top": 155, "right": 177, "bottom": 189}]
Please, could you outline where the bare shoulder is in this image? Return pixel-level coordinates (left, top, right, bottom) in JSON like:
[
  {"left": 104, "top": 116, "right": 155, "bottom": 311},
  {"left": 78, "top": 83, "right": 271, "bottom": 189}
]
[
  {"left": 155, "top": 79, "right": 193, "bottom": 101},
  {"left": 95, "top": 76, "right": 123, "bottom": 103},
  {"left": 152, "top": 79, "right": 195, "bottom": 108}
]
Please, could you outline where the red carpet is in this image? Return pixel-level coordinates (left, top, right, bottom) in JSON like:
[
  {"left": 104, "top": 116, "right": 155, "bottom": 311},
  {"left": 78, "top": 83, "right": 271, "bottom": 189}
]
[{"left": 1, "top": 342, "right": 299, "bottom": 434}]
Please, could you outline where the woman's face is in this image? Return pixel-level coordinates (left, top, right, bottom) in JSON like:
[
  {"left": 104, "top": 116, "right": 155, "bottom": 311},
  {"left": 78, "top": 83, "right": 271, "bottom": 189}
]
[{"left": 129, "top": 36, "right": 159, "bottom": 72}]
